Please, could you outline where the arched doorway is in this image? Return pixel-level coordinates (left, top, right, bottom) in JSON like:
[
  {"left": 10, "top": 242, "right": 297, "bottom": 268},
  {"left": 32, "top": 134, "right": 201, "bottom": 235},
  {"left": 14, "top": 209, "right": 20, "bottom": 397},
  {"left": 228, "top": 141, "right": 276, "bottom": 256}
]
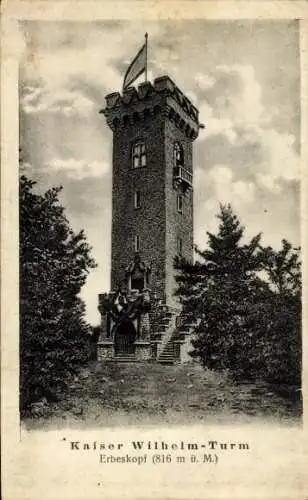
[{"left": 114, "top": 319, "right": 137, "bottom": 355}]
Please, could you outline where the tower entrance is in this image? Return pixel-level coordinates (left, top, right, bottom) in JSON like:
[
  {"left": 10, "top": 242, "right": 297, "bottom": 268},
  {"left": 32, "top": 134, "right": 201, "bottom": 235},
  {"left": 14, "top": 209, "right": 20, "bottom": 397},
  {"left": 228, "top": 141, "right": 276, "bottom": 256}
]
[{"left": 114, "top": 320, "right": 137, "bottom": 355}]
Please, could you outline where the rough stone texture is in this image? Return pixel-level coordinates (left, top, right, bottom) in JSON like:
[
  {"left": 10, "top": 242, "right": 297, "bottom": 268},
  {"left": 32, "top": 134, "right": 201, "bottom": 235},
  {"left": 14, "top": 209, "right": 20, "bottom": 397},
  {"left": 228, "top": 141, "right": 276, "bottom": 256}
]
[
  {"left": 102, "top": 76, "right": 200, "bottom": 307},
  {"left": 110, "top": 110, "right": 167, "bottom": 299},
  {"left": 177, "top": 334, "right": 193, "bottom": 363},
  {"left": 164, "top": 119, "right": 194, "bottom": 308},
  {"left": 97, "top": 341, "right": 114, "bottom": 360},
  {"left": 98, "top": 314, "right": 108, "bottom": 340},
  {"left": 139, "top": 312, "right": 151, "bottom": 340},
  {"left": 135, "top": 341, "right": 152, "bottom": 361}
]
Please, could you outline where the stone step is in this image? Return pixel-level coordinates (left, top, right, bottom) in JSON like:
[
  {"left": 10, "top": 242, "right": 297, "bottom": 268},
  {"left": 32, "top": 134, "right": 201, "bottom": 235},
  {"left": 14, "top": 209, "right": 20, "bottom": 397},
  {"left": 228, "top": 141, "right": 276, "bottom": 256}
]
[
  {"left": 151, "top": 333, "right": 163, "bottom": 340},
  {"left": 155, "top": 325, "right": 169, "bottom": 333},
  {"left": 112, "top": 354, "right": 138, "bottom": 362},
  {"left": 177, "top": 328, "right": 191, "bottom": 334},
  {"left": 114, "top": 353, "right": 135, "bottom": 356},
  {"left": 159, "top": 319, "right": 172, "bottom": 326},
  {"left": 111, "top": 359, "right": 139, "bottom": 363},
  {"left": 157, "top": 358, "right": 175, "bottom": 365},
  {"left": 158, "top": 352, "right": 175, "bottom": 359},
  {"left": 161, "top": 346, "right": 175, "bottom": 354}
]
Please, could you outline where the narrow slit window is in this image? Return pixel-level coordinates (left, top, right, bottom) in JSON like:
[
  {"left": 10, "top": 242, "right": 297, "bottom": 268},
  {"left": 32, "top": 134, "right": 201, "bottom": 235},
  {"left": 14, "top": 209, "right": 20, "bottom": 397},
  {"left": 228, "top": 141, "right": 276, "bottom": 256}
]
[
  {"left": 134, "top": 235, "right": 140, "bottom": 252},
  {"left": 177, "top": 194, "right": 183, "bottom": 214},
  {"left": 177, "top": 237, "right": 183, "bottom": 255},
  {"left": 132, "top": 142, "right": 147, "bottom": 168},
  {"left": 134, "top": 191, "right": 141, "bottom": 209}
]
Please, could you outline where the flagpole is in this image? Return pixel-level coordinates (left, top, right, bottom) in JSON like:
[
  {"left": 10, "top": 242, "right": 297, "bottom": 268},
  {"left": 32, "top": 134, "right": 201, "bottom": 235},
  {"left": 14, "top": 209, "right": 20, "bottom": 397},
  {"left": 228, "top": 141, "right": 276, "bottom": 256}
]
[{"left": 145, "top": 32, "right": 148, "bottom": 83}]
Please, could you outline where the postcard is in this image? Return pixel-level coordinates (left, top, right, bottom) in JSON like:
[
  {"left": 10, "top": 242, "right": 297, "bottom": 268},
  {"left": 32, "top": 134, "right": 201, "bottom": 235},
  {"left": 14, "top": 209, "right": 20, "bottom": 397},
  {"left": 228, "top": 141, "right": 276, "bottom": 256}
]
[{"left": 1, "top": 1, "right": 308, "bottom": 499}]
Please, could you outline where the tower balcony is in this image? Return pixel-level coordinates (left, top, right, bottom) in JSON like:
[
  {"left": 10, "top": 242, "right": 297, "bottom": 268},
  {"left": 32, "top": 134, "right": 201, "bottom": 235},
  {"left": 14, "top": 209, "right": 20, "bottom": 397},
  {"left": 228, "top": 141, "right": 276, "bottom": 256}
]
[{"left": 173, "top": 165, "right": 193, "bottom": 189}]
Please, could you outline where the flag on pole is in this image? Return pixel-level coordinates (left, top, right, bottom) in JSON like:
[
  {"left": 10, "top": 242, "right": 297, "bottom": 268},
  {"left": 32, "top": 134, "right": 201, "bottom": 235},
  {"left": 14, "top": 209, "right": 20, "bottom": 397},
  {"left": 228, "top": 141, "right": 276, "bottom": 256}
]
[{"left": 123, "top": 34, "right": 148, "bottom": 90}]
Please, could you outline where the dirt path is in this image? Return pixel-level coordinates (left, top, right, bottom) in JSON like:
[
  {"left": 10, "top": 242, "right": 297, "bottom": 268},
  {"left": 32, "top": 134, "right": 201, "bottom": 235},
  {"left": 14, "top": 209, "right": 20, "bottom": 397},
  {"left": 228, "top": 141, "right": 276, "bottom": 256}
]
[{"left": 23, "top": 361, "right": 301, "bottom": 429}]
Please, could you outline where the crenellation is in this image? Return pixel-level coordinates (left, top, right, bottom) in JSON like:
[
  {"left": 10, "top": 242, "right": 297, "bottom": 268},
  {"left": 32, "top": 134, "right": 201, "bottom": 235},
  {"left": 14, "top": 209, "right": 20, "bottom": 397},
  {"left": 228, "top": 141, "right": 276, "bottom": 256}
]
[
  {"left": 104, "top": 91, "right": 121, "bottom": 109},
  {"left": 102, "top": 76, "right": 201, "bottom": 139},
  {"left": 138, "top": 81, "right": 154, "bottom": 99},
  {"left": 153, "top": 75, "right": 175, "bottom": 93},
  {"left": 122, "top": 86, "right": 138, "bottom": 104}
]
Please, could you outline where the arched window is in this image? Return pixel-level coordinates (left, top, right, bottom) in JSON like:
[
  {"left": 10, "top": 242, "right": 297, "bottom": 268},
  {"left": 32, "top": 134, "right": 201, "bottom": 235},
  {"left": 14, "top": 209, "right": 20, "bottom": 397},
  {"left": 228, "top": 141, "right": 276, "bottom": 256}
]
[
  {"left": 132, "top": 142, "right": 146, "bottom": 168},
  {"left": 174, "top": 142, "right": 184, "bottom": 167}
]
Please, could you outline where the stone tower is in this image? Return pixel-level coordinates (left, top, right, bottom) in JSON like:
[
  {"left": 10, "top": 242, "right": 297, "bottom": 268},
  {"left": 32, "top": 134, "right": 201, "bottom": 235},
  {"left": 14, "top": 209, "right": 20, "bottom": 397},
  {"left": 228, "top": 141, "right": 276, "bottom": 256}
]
[{"left": 97, "top": 76, "right": 201, "bottom": 362}]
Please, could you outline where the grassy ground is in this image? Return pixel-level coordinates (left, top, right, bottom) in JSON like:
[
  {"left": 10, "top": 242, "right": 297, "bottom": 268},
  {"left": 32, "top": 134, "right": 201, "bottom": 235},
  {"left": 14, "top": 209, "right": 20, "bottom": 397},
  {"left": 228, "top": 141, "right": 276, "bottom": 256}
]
[{"left": 23, "top": 360, "right": 301, "bottom": 430}]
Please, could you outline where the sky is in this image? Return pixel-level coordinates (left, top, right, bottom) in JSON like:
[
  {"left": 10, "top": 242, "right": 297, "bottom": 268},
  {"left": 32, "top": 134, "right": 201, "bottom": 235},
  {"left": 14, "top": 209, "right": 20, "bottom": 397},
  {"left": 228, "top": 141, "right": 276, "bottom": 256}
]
[{"left": 19, "top": 19, "right": 300, "bottom": 324}]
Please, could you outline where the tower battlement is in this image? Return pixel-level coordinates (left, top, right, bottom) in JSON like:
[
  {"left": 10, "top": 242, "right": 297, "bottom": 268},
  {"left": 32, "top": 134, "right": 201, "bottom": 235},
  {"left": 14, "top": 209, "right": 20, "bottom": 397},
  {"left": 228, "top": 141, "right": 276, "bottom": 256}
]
[{"left": 101, "top": 76, "right": 201, "bottom": 140}]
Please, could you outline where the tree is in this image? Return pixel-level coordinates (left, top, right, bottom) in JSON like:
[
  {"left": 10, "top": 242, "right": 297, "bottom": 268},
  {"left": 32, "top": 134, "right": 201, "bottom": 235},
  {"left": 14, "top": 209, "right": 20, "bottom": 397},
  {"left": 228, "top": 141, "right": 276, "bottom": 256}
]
[
  {"left": 175, "top": 204, "right": 264, "bottom": 370},
  {"left": 255, "top": 240, "right": 302, "bottom": 384},
  {"left": 261, "top": 239, "right": 301, "bottom": 296},
  {"left": 175, "top": 204, "right": 301, "bottom": 386},
  {"left": 20, "top": 175, "right": 97, "bottom": 413}
]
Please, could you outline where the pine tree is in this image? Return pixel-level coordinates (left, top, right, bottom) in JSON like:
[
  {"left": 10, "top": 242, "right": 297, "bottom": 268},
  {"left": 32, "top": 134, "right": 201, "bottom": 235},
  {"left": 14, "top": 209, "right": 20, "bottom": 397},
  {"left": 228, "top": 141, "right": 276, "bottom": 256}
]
[
  {"left": 175, "top": 204, "right": 301, "bottom": 385},
  {"left": 261, "top": 239, "right": 301, "bottom": 296},
  {"left": 256, "top": 240, "right": 302, "bottom": 384},
  {"left": 175, "top": 204, "right": 265, "bottom": 373}
]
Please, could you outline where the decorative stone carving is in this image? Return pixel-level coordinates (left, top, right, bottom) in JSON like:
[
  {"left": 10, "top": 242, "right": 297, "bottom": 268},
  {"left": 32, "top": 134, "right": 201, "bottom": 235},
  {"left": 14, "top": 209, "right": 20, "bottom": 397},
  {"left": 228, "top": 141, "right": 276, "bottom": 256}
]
[{"left": 125, "top": 253, "right": 151, "bottom": 292}]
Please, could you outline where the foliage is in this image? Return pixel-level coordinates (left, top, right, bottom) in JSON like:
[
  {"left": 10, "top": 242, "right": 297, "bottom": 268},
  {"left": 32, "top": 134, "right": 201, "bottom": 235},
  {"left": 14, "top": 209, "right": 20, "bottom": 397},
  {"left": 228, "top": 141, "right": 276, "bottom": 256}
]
[
  {"left": 175, "top": 204, "right": 301, "bottom": 386},
  {"left": 20, "top": 175, "right": 97, "bottom": 413}
]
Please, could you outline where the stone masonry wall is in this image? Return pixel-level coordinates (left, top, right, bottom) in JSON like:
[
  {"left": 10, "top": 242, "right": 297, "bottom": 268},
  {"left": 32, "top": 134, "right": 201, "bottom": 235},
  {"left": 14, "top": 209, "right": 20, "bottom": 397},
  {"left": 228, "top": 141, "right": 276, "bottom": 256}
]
[
  {"left": 105, "top": 77, "right": 199, "bottom": 306},
  {"left": 164, "top": 120, "right": 194, "bottom": 308},
  {"left": 111, "top": 105, "right": 167, "bottom": 299}
]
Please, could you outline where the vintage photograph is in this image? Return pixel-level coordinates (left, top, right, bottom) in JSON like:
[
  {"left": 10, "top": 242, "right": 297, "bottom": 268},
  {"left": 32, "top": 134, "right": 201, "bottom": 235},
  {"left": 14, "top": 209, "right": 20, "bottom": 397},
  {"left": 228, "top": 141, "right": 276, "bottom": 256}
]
[{"left": 19, "top": 19, "right": 302, "bottom": 429}]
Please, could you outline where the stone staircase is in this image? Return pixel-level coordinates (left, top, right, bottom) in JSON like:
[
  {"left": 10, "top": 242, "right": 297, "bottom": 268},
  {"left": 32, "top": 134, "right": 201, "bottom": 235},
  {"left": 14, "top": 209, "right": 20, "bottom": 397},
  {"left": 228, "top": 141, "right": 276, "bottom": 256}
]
[
  {"left": 150, "top": 304, "right": 179, "bottom": 364},
  {"left": 157, "top": 311, "right": 197, "bottom": 364},
  {"left": 99, "top": 303, "right": 195, "bottom": 364},
  {"left": 150, "top": 304, "right": 188, "bottom": 364},
  {"left": 157, "top": 336, "right": 177, "bottom": 364}
]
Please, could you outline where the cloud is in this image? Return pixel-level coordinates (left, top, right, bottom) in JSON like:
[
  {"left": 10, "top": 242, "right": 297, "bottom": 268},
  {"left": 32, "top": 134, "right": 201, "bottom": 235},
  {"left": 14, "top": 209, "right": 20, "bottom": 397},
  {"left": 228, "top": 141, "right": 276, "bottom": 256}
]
[
  {"left": 46, "top": 158, "right": 109, "bottom": 180},
  {"left": 193, "top": 63, "right": 300, "bottom": 251},
  {"left": 185, "top": 90, "right": 198, "bottom": 104},
  {"left": 195, "top": 72, "right": 216, "bottom": 91},
  {"left": 196, "top": 64, "right": 299, "bottom": 191},
  {"left": 194, "top": 163, "right": 256, "bottom": 240},
  {"left": 256, "top": 128, "right": 299, "bottom": 184},
  {"left": 20, "top": 21, "right": 165, "bottom": 93},
  {"left": 194, "top": 160, "right": 299, "bottom": 251},
  {"left": 19, "top": 21, "right": 168, "bottom": 119},
  {"left": 197, "top": 65, "right": 270, "bottom": 140},
  {"left": 197, "top": 104, "right": 237, "bottom": 143},
  {"left": 197, "top": 163, "right": 256, "bottom": 210},
  {"left": 21, "top": 85, "right": 94, "bottom": 116},
  {"left": 215, "top": 65, "right": 266, "bottom": 125}
]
